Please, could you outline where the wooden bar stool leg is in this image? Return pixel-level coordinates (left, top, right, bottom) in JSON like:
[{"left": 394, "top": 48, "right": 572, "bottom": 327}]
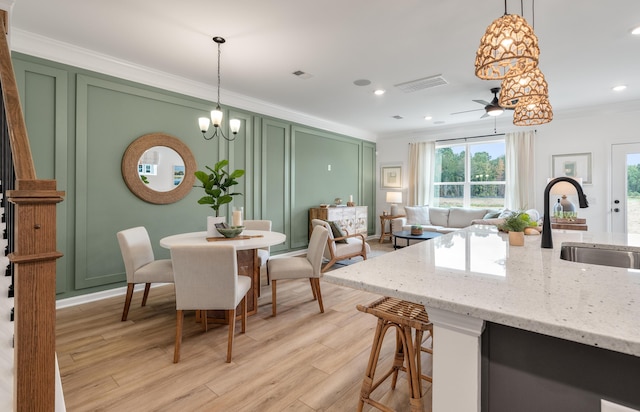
[
  {"left": 391, "top": 327, "right": 404, "bottom": 390},
  {"left": 358, "top": 318, "right": 386, "bottom": 412}
]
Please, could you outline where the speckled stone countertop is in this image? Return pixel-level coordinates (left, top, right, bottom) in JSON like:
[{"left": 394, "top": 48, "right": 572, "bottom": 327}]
[{"left": 323, "top": 225, "right": 640, "bottom": 357}]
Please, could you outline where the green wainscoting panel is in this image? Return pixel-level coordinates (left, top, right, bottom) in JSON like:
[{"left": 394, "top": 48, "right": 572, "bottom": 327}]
[
  {"left": 228, "top": 109, "right": 254, "bottom": 218},
  {"left": 262, "top": 118, "right": 290, "bottom": 252},
  {"left": 74, "top": 75, "right": 217, "bottom": 288},
  {"left": 13, "top": 60, "right": 70, "bottom": 294},
  {"left": 291, "top": 127, "right": 362, "bottom": 248}
]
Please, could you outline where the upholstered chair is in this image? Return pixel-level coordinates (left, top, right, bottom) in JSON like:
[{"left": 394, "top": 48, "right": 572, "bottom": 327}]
[
  {"left": 267, "top": 225, "right": 329, "bottom": 316},
  {"left": 311, "top": 219, "right": 370, "bottom": 272},
  {"left": 117, "top": 226, "right": 174, "bottom": 321},
  {"left": 170, "top": 244, "right": 251, "bottom": 363}
]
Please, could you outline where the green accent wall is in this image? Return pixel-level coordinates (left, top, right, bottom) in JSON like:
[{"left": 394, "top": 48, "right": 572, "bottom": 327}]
[{"left": 12, "top": 52, "right": 376, "bottom": 299}]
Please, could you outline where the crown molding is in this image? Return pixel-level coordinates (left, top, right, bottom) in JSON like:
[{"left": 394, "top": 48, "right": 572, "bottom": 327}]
[{"left": 10, "top": 28, "right": 376, "bottom": 142}]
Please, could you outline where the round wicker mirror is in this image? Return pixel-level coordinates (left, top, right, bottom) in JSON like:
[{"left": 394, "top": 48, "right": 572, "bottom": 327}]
[{"left": 121, "top": 133, "right": 196, "bottom": 204}]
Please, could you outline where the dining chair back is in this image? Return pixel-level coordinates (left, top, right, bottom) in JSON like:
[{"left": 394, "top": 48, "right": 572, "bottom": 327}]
[
  {"left": 267, "top": 225, "right": 329, "bottom": 316},
  {"left": 170, "top": 244, "right": 251, "bottom": 363},
  {"left": 117, "top": 226, "right": 173, "bottom": 321}
]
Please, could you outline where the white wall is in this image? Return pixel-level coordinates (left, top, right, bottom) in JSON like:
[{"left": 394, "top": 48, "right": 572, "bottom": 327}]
[{"left": 375, "top": 100, "right": 640, "bottom": 234}]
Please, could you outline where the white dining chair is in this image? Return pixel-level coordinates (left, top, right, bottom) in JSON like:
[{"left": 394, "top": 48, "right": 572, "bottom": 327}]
[
  {"left": 267, "top": 225, "right": 329, "bottom": 316},
  {"left": 117, "top": 226, "right": 174, "bottom": 321},
  {"left": 170, "top": 244, "right": 251, "bottom": 363}
]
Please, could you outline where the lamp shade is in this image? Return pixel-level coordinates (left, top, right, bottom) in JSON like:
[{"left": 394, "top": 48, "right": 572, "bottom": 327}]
[
  {"left": 386, "top": 192, "right": 402, "bottom": 204},
  {"left": 548, "top": 177, "right": 582, "bottom": 195}
]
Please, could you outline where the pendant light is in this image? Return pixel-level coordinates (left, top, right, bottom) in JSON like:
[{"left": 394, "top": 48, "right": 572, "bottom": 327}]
[
  {"left": 474, "top": 0, "right": 539, "bottom": 80},
  {"left": 198, "top": 37, "right": 241, "bottom": 141},
  {"left": 499, "top": 66, "right": 548, "bottom": 108},
  {"left": 513, "top": 97, "right": 553, "bottom": 126}
]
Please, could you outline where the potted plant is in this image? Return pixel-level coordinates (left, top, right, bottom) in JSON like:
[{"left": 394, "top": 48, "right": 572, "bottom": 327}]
[
  {"left": 411, "top": 224, "right": 423, "bottom": 235},
  {"left": 499, "top": 212, "right": 536, "bottom": 246},
  {"left": 194, "top": 159, "right": 245, "bottom": 217}
]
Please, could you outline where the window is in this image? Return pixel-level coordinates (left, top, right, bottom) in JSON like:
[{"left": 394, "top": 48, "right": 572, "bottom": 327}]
[
  {"left": 433, "top": 139, "right": 505, "bottom": 208},
  {"left": 138, "top": 163, "right": 157, "bottom": 175}
]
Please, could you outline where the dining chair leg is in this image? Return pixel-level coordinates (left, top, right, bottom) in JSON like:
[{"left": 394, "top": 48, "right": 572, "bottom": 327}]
[
  {"left": 314, "top": 278, "right": 324, "bottom": 313},
  {"left": 173, "top": 309, "right": 184, "bottom": 363},
  {"left": 310, "top": 278, "right": 318, "bottom": 300},
  {"left": 271, "top": 280, "right": 277, "bottom": 317},
  {"left": 141, "top": 282, "right": 151, "bottom": 306},
  {"left": 226, "top": 308, "right": 236, "bottom": 363},
  {"left": 241, "top": 296, "right": 247, "bottom": 333},
  {"left": 202, "top": 310, "right": 208, "bottom": 332},
  {"left": 121, "top": 283, "right": 135, "bottom": 321}
]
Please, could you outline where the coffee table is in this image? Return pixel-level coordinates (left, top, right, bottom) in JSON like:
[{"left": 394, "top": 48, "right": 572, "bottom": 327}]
[{"left": 392, "top": 230, "right": 442, "bottom": 249}]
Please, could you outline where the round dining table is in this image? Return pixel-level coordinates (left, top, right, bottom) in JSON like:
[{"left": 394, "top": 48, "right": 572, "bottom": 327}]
[{"left": 160, "top": 230, "right": 286, "bottom": 317}]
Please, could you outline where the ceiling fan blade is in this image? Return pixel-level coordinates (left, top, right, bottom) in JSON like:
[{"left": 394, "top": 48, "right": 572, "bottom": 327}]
[
  {"left": 480, "top": 112, "right": 489, "bottom": 119},
  {"left": 450, "top": 108, "right": 485, "bottom": 115},
  {"left": 473, "top": 99, "right": 490, "bottom": 106}
]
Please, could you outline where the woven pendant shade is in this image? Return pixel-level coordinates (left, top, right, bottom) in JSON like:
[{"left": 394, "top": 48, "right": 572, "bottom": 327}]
[
  {"left": 513, "top": 97, "right": 553, "bottom": 126},
  {"left": 499, "top": 67, "right": 548, "bottom": 108},
  {"left": 475, "top": 14, "right": 540, "bottom": 80}
]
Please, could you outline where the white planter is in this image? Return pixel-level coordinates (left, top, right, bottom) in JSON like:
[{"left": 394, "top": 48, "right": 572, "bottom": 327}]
[{"left": 207, "top": 216, "right": 226, "bottom": 237}]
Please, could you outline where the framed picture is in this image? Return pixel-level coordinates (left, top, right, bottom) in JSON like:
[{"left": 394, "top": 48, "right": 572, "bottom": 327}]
[
  {"left": 381, "top": 166, "right": 402, "bottom": 188},
  {"left": 552, "top": 152, "right": 592, "bottom": 184}
]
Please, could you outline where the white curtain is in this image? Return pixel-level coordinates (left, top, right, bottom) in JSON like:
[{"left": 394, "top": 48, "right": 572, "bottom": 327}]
[
  {"left": 408, "top": 141, "right": 435, "bottom": 206},
  {"left": 505, "top": 131, "right": 535, "bottom": 210}
]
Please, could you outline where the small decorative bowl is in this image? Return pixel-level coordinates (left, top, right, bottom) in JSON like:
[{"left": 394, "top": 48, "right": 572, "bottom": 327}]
[{"left": 216, "top": 226, "right": 244, "bottom": 238}]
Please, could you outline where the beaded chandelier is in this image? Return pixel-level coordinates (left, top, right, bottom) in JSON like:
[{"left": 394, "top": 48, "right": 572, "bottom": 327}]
[
  {"left": 513, "top": 97, "right": 553, "bottom": 126},
  {"left": 499, "top": 67, "right": 548, "bottom": 108}
]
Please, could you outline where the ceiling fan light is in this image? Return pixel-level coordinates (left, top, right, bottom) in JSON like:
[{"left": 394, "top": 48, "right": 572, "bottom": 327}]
[
  {"left": 486, "top": 106, "right": 504, "bottom": 116},
  {"left": 475, "top": 14, "right": 540, "bottom": 80},
  {"left": 500, "top": 67, "right": 549, "bottom": 108},
  {"left": 513, "top": 97, "right": 553, "bottom": 126}
]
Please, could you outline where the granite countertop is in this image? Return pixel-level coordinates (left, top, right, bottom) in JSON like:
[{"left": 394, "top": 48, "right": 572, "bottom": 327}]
[{"left": 323, "top": 225, "right": 640, "bottom": 357}]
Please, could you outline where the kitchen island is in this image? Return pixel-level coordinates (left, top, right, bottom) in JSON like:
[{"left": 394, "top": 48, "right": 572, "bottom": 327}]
[{"left": 323, "top": 225, "right": 640, "bottom": 411}]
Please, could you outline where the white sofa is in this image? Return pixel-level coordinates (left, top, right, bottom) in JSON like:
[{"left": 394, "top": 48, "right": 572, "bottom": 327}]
[
  {"left": 391, "top": 206, "right": 499, "bottom": 235},
  {"left": 390, "top": 206, "right": 541, "bottom": 236}
]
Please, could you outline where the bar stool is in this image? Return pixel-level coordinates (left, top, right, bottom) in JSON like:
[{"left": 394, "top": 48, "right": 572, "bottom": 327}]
[{"left": 356, "top": 296, "right": 433, "bottom": 412}]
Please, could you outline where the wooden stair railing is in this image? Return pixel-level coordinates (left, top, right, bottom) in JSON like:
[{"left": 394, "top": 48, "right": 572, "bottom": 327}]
[{"left": 0, "top": 11, "right": 65, "bottom": 411}]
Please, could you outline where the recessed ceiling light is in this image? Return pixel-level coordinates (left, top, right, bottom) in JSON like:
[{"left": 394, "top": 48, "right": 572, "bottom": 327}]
[
  {"left": 374, "top": 89, "right": 385, "bottom": 95},
  {"left": 612, "top": 85, "right": 627, "bottom": 92},
  {"left": 424, "top": 115, "right": 433, "bottom": 120},
  {"left": 632, "top": 26, "right": 640, "bottom": 35}
]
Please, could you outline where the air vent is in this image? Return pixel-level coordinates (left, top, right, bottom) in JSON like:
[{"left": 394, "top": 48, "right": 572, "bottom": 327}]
[
  {"left": 292, "top": 70, "right": 313, "bottom": 79},
  {"left": 392, "top": 115, "right": 404, "bottom": 120},
  {"left": 394, "top": 74, "right": 448, "bottom": 93}
]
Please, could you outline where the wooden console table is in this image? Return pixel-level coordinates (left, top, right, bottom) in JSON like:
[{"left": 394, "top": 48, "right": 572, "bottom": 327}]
[
  {"left": 379, "top": 214, "right": 405, "bottom": 243},
  {"left": 551, "top": 217, "right": 587, "bottom": 231}
]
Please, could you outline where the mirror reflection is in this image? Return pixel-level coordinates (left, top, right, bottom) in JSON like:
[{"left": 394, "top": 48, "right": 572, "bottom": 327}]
[{"left": 137, "top": 146, "right": 185, "bottom": 192}]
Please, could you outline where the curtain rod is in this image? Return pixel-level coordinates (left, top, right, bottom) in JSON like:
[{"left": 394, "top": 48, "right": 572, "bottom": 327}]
[{"left": 435, "top": 133, "right": 505, "bottom": 143}]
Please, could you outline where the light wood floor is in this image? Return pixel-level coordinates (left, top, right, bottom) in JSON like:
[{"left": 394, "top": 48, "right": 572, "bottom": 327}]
[{"left": 56, "top": 271, "right": 433, "bottom": 411}]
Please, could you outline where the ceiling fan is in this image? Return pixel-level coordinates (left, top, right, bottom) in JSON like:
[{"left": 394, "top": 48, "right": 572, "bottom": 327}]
[{"left": 452, "top": 87, "right": 514, "bottom": 118}]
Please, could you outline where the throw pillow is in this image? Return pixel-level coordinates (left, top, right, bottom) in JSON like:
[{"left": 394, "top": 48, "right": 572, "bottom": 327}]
[
  {"left": 404, "top": 205, "right": 430, "bottom": 225},
  {"left": 483, "top": 210, "right": 501, "bottom": 219},
  {"left": 325, "top": 220, "right": 348, "bottom": 243}
]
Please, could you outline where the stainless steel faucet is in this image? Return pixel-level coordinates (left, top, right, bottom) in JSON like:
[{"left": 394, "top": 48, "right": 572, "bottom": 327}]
[{"left": 542, "top": 177, "right": 589, "bottom": 248}]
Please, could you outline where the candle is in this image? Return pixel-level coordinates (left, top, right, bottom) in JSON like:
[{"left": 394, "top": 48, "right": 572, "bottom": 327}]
[
  {"left": 232, "top": 208, "right": 243, "bottom": 226},
  {"left": 349, "top": 195, "right": 353, "bottom": 202}
]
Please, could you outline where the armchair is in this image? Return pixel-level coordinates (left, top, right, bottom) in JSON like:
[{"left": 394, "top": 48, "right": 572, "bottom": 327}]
[{"left": 311, "top": 219, "right": 370, "bottom": 272}]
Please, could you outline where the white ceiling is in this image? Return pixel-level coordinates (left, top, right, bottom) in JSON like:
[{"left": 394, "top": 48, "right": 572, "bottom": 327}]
[{"left": 9, "top": 0, "right": 640, "bottom": 139}]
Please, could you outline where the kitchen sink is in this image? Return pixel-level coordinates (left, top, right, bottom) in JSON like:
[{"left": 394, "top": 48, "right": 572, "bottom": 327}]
[{"left": 560, "top": 243, "right": 640, "bottom": 269}]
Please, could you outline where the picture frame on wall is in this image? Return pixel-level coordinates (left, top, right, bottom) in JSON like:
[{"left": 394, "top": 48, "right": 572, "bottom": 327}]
[
  {"left": 381, "top": 166, "right": 402, "bottom": 188},
  {"left": 552, "top": 152, "right": 592, "bottom": 184}
]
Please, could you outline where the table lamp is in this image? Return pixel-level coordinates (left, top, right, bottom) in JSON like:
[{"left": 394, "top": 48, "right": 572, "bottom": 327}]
[
  {"left": 386, "top": 192, "right": 402, "bottom": 216},
  {"left": 548, "top": 177, "right": 582, "bottom": 212}
]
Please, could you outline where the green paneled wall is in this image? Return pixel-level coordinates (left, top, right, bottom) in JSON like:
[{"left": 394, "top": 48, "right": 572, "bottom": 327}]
[{"left": 11, "top": 52, "right": 375, "bottom": 299}]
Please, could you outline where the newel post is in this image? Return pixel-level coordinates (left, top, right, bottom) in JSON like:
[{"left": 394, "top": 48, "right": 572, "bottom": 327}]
[{"left": 8, "top": 179, "right": 64, "bottom": 411}]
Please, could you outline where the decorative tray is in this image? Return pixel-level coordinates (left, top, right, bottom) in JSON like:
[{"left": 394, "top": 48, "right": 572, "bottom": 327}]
[{"left": 206, "top": 235, "right": 264, "bottom": 242}]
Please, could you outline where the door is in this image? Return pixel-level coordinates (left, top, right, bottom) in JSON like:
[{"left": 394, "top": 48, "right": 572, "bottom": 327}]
[{"left": 611, "top": 143, "right": 640, "bottom": 233}]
